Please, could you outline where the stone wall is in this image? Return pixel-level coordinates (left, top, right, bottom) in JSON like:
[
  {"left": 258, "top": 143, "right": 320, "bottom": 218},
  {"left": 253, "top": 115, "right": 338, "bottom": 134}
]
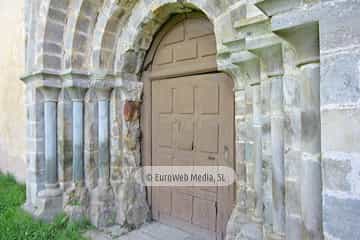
[
  {"left": 0, "top": 0, "right": 26, "bottom": 182},
  {"left": 18, "top": 0, "right": 360, "bottom": 239}
]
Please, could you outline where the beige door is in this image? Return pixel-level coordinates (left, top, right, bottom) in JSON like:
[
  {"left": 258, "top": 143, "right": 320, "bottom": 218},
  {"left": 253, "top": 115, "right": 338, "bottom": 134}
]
[
  {"left": 151, "top": 73, "right": 234, "bottom": 239},
  {"left": 143, "top": 14, "right": 235, "bottom": 240}
]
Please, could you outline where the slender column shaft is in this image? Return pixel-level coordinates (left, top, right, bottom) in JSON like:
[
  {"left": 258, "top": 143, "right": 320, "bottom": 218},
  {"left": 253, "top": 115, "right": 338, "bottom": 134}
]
[
  {"left": 73, "top": 100, "right": 84, "bottom": 183},
  {"left": 98, "top": 98, "right": 110, "bottom": 186},
  {"left": 300, "top": 62, "right": 323, "bottom": 240},
  {"left": 44, "top": 100, "right": 58, "bottom": 188},
  {"left": 252, "top": 84, "right": 263, "bottom": 220},
  {"left": 270, "top": 75, "right": 285, "bottom": 234}
]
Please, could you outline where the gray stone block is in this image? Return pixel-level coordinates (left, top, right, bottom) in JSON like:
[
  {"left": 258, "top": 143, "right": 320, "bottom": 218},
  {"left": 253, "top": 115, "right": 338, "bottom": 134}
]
[
  {"left": 77, "top": 16, "right": 91, "bottom": 34},
  {"left": 323, "top": 156, "right": 351, "bottom": 192},
  {"left": 44, "top": 54, "right": 62, "bottom": 70},
  {"left": 48, "top": 8, "right": 67, "bottom": 23},
  {"left": 321, "top": 49, "right": 360, "bottom": 105},
  {"left": 285, "top": 215, "right": 303, "bottom": 240},
  {"left": 51, "top": 1, "right": 69, "bottom": 11},
  {"left": 322, "top": 108, "right": 360, "bottom": 153},
  {"left": 320, "top": 1, "right": 360, "bottom": 51},
  {"left": 45, "top": 21, "right": 65, "bottom": 43},
  {"left": 44, "top": 42, "right": 62, "bottom": 55},
  {"left": 324, "top": 195, "right": 360, "bottom": 240}
]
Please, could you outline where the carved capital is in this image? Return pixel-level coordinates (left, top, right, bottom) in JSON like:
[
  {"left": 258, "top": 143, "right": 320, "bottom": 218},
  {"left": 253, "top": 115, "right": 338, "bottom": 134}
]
[
  {"left": 66, "top": 87, "right": 87, "bottom": 101},
  {"left": 275, "top": 22, "right": 320, "bottom": 66},
  {"left": 231, "top": 51, "right": 260, "bottom": 86},
  {"left": 95, "top": 88, "right": 112, "bottom": 101},
  {"left": 122, "top": 81, "right": 143, "bottom": 101},
  {"left": 39, "top": 87, "right": 60, "bottom": 102},
  {"left": 247, "top": 35, "right": 284, "bottom": 77}
]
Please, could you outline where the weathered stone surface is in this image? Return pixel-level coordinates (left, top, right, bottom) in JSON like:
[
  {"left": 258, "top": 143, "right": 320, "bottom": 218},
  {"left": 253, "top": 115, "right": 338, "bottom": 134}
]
[
  {"left": 322, "top": 107, "right": 360, "bottom": 153},
  {"left": 323, "top": 157, "right": 351, "bottom": 192},
  {"left": 320, "top": 49, "right": 360, "bottom": 106},
  {"left": 323, "top": 195, "right": 360, "bottom": 240},
  {"left": 320, "top": 0, "right": 360, "bottom": 52}
]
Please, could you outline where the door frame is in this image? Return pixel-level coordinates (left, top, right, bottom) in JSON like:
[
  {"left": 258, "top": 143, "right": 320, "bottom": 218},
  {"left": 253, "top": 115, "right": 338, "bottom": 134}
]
[{"left": 140, "top": 12, "right": 236, "bottom": 239}]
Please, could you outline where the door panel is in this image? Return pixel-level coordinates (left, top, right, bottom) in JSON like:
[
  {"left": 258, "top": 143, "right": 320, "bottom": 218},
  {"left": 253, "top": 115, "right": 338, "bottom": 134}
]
[
  {"left": 198, "top": 119, "right": 219, "bottom": 153},
  {"left": 151, "top": 73, "right": 234, "bottom": 239},
  {"left": 174, "top": 85, "right": 194, "bottom": 114}
]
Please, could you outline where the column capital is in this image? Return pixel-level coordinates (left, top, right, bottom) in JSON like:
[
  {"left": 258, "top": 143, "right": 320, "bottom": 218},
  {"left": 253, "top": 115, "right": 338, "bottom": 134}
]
[
  {"left": 231, "top": 51, "right": 261, "bottom": 86},
  {"left": 274, "top": 22, "right": 319, "bottom": 67},
  {"left": 66, "top": 87, "right": 87, "bottom": 101},
  {"left": 247, "top": 35, "right": 284, "bottom": 77},
  {"left": 95, "top": 88, "right": 112, "bottom": 101},
  {"left": 39, "top": 87, "right": 60, "bottom": 102},
  {"left": 121, "top": 81, "right": 143, "bottom": 101}
]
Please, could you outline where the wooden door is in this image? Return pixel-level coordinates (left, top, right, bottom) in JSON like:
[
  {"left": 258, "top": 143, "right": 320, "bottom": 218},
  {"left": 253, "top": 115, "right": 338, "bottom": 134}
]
[{"left": 151, "top": 73, "right": 234, "bottom": 240}]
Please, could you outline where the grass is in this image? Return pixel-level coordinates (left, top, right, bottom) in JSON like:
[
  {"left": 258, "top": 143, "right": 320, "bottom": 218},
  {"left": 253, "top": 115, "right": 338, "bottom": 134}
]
[{"left": 0, "top": 173, "right": 91, "bottom": 240}]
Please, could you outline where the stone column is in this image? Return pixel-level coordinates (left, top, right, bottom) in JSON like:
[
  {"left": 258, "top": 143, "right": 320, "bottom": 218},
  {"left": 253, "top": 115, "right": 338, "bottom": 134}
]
[
  {"left": 276, "top": 23, "right": 323, "bottom": 240},
  {"left": 90, "top": 88, "right": 115, "bottom": 227},
  {"left": 249, "top": 39, "right": 286, "bottom": 238},
  {"left": 225, "top": 52, "right": 264, "bottom": 240},
  {"left": 35, "top": 86, "right": 63, "bottom": 221},
  {"left": 97, "top": 89, "right": 111, "bottom": 188},
  {"left": 67, "top": 88, "right": 86, "bottom": 185},
  {"left": 232, "top": 52, "right": 263, "bottom": 222},
  {"left": 252, "top": 83, "right": 263, "bottom": 221},
  {"left": 64, "top": 87, "right": 88, "bottom": 220},
  {"left": 40, "top": 87, "right": 61, "bottom": 195},
  {"left": 270, "top": 73, "right": 285, "bottom": 236}
]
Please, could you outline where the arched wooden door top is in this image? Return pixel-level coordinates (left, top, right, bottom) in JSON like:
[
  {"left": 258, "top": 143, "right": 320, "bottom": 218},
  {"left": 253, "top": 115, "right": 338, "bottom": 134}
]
[{"left": 144, "top": 13, "right": 218, "bottom": 80}]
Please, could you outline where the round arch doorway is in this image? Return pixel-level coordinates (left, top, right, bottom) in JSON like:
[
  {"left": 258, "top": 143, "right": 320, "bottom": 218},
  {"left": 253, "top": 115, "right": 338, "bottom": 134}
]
[{"left": 141, "top": 13, "right": 235, "bottom": 240}]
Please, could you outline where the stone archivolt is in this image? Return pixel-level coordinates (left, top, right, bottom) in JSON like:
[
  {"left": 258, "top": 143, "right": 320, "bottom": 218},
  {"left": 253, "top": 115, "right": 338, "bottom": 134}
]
[{"left": 22, "top": 0, "right": 324, "bottom": 239}]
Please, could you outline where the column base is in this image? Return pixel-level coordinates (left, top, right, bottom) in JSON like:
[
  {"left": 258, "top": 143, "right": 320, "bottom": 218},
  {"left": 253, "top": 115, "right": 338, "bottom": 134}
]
[
  {"left": 64, "top": 184, "right": 89, "bottom": 222},
  {"left": 251, "top": 215, "right": 263, "bottom": 224},
  {"left": 226, "top": 208, "right": 252, "bottom": 240},
  {"left": 24, "top": 188, "right": 63, "bottom": 222},
  {"left": 268, "top": 232, "right": 285, "bottom": 240},
  {"left": 89, "top": 184, "right": 116, "bottom": 228},
  {"left": 235, "top": 221, "right": 263, "bottom": 240}
]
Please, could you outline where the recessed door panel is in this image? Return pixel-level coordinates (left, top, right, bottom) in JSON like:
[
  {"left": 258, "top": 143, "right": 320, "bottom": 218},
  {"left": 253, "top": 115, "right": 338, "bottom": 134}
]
[{"left": 198, "top": 119, "right": 219, "bottom": 153}]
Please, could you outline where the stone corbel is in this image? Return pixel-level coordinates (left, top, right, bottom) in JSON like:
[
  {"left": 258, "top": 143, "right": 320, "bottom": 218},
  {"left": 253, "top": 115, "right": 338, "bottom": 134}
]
[
  {"left": 274, "top": 22, "right": 320, "bottom": 67},
  {"left": 255, "top": 0, "right": 302, "bottom": 17},
  {"left": 233, "top": 4, "right": 269, "bottom": 36}
]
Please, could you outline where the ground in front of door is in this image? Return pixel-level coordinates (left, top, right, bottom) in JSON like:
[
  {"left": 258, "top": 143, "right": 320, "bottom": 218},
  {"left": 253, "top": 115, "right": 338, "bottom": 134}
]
[{"left": 84, "top": 222, "right": 204, "bottom": 240}]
